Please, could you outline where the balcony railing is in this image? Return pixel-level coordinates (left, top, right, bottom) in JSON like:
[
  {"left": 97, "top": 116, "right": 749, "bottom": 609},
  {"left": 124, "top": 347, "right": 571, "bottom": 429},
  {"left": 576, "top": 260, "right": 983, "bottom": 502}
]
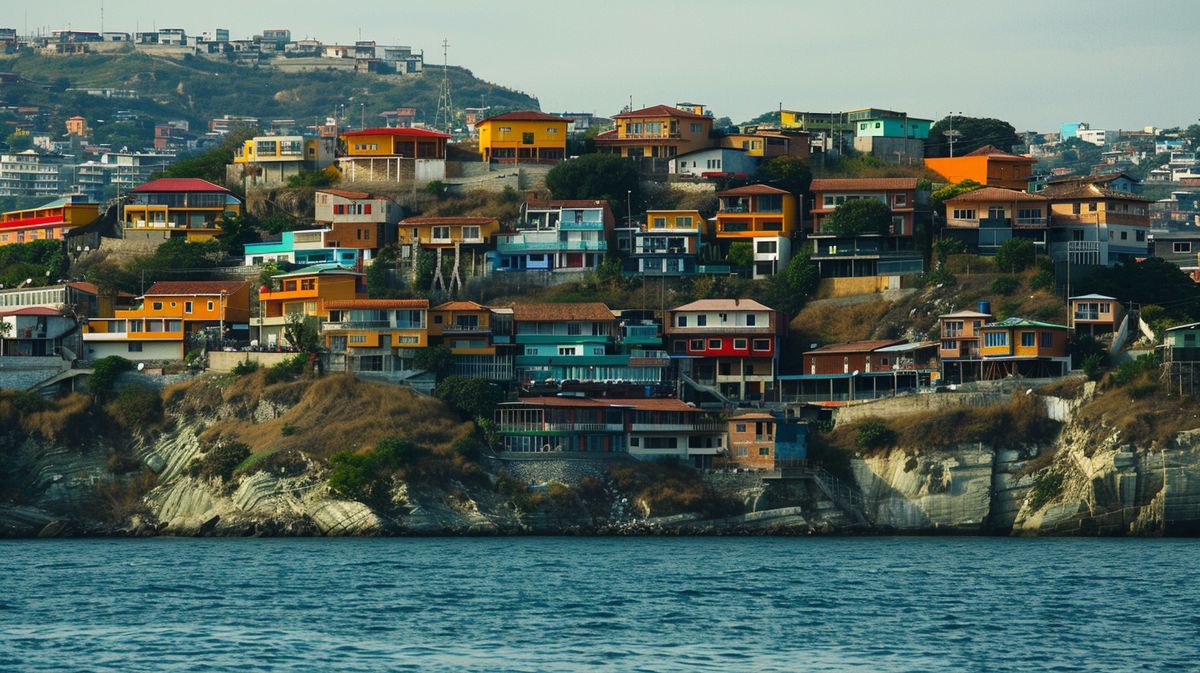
[
  {"left": 325, "top": 321, "right": 424, "bottom": 330},
  {"left": 499, "top": 422, "right": 625, "bottom": 433},
  {"left": 1073, "top": 311, "right": 1101, "bottom": 321},
  {"left": 442, "top": 324, "right": 488, "bottom": 333},
  {"left": 1014, "top": 216, "right": 1048, "bottom": 228},
  {"left": 497, "top": 239, "right": 607, "bottom": 253},
  {"left": 631, "top": 422, "right": 726, "bottom": 433}
]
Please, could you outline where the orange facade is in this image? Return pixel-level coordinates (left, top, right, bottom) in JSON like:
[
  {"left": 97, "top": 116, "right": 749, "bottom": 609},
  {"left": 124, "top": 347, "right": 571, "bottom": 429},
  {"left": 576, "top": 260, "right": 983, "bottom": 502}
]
[
  {"left": 725, "top": 413, "right": 777, "bottom": 469},
  {"left": 0, "top": 199, "right": 99, "bottom": 246},
  {"left": 924, "top": 146, "right": 1036, "bottom": 190}
]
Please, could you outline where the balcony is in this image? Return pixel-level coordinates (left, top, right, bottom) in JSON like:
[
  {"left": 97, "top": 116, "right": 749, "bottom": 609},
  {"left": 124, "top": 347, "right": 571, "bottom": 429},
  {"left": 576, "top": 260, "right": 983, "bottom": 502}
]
[
  {"left": 557, "top": 219, "right": 606, "bottom": 231},
  {"left": 441, "top": 324, "right": 489, "bottom": 334},
  {"left": 325, "top": 321, "right": 424, "bottom": 330},
  {"left": 1073, "top": 311, "right": 1104, "bottom": 322},
  {"left": 499, "top": 422, "right": 625, "bottom": 433},
  {"left": 497, "top": 238, "right": 607, "bottom": 253},
  {"left": 631, "top": 422, "right": 726, "bottom": 433},
  {"left": 1014, "top": 216, "right": 1047, "bottom": 228}
]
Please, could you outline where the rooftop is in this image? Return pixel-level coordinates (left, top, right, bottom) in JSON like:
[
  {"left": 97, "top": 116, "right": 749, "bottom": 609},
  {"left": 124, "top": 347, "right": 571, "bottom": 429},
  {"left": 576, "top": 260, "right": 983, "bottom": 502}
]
[
  {"left": 717, "top": 184, "right": 791, "bottom": 197},
  {"left": 984, "top": 317, "right": 1069, "bottom": 330},
  {"left": 614, "top": 104, "right": 708, "bottom": 120},
  {"left": 671, "top": 298, "right": 774, "bottom": 312},
  {"left": 432, "top": 300, "right": 489, "bottom": 311},
  {"left": 130, "top": 178, "right": 233, "bottom": 194},
  {"left": 505, "top": 396, "right": 701, "bottom": 412},
  {"left": 271, "top": 263, "right": 362, "bottom": 279},
  {"left": 325, "top": 299, "right": 429, "bottom": 310},
  {"left": 341, "top": 127, "right": 450, "bottom": 139},
  {"left": 962, "top": 145, "right": 1037, "bottom": 162},
  {"left": 944, "top": 187, "right": 1049, "bottom": 204},
  {"left": 142, "top": 280, "right": 247, "bottom": 297},
  {"left": 476, "top": 110, "right": 571, "bottom": 125},
  {"left": 810, "top": 177, "right": 919, "bottom": 192},
  {"left": 512, "top": 303, "right": 615, "bottom": 322},
  {"left": 401, "top": 216, "right": 498, "bottom": 225},
  {"left": 805, "top": 339, "right": 905, "bottom": 354}
]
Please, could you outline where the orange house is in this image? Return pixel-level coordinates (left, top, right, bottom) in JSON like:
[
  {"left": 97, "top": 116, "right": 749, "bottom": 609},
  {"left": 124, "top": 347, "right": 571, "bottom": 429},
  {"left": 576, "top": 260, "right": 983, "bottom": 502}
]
[
  {"left": 924, "top": 145, "right": 1037, "bottom": 190},
  {"left": 0, "top": 196, "right": 99, "bottom": 246},
  {"left": 82, "top": 280, "right": 250, "bottom": 361},
  {"left": 593, "top": 104, "right": 715, "bottom": 159},
  {"left": 256, "top": 264, "right": 364, "bottom": 347},
  {"left": 725, "top": 412, "right": 778, "bottom": 469}
]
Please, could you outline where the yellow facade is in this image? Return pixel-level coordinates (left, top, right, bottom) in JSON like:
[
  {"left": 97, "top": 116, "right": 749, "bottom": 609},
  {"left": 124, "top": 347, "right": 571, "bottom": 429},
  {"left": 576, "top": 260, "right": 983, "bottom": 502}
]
[
  {"left": 645, "top": 210, "right": 709, "bottom": 235},
  {"left": 398, "top": 216, "right": 500, "bottom": 248},
  {"left": 0, "top": 200, "right": 99, "bottom": 246},
  {"left": 713, "top": 185, "right": 798, "bottom": 240},
  {"left": 594, "top": 105, "right": 715, "bottom": 159},
  {"left": 429, "top": 301, "right": 495, "bottom": 356},
  {"left": 476, "top": 112, "right": 570, "bottom": 163},
  {"left": 123, "top": 180, "right": 242, "bottom": 242}
]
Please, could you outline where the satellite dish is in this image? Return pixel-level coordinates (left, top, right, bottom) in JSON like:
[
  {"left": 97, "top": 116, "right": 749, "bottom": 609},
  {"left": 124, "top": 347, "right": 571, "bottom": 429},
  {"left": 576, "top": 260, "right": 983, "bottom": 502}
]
[{"left": 137, "top": 362, "right": 145, "bottom": 371}]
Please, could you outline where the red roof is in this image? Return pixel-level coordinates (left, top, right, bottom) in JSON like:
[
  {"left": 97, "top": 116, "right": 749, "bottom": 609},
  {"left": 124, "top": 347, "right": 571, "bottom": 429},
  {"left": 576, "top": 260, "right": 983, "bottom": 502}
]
[
  {"left": 401, "top": 216, "right": 498, "bottom": 225},
  {"left": 318, "top": 188, "right": 393, "bottom": 202},
  {"left": 944, "top": 187, "right": 1048, "bottom": 204},
  {"left": 476, "top": 110, "right": 571, "bottom": 126},
  {"left": 0, "top": 306, "right": 64, "bottom": 317},
  {"left": 810, "top": 178, "right": 919, "bottom": 192},
  {"left": 65, "top": 281, "right": 100, "bottom": 295},
  {"left": 716, "top": 184, "right": 791, "bottom": 197},
  {"left": 614, "top": 104, "right": 708, "bottom": 120},
  {"left": 962, "top": 145, "right": 1036, "bottom": 162},
  {"left": 341, "top": 127, "right": 450, "bottom": 139},
  {"left": 804, "top": 339, "right": 905, "bottom": 355},
  {"left": 324, "top": 299, "right": 430, "bottom": 310},
  {"left": 143, "top": 280, "right": 247, "bottom": 297},
  {"left": 130, "top": 178, "right": 232, "bottom": 194}
]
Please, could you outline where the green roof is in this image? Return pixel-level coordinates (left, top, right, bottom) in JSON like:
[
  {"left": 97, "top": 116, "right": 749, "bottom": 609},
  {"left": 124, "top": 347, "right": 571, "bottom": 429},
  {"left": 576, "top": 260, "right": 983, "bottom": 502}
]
[
  {"left": 984, "top": 317, "right": 1068, "bottom": 330},
  {"left": 271, "top": 263, "right": 362, "bottom": 279}
]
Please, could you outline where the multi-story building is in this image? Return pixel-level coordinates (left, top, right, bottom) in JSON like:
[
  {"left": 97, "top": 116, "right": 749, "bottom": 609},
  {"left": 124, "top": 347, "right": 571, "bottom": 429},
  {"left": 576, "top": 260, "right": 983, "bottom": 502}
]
[
  {"left": 780, "top": 339, "right": 939, "bottom": 403},
  {"left": 924, "top": 145, "right": 1038, "bottom": 190},
  {"left": 475, "top": 111, "right": 571, "bottom": 164},
  {"left": 1069, "top": 294, "right": 1125, "bottom": 337},
  {"left": 322, "top": 298, "right": 430, "bottom": 386},
  {"left": 937, "top": 305, "right": 993, "bottom": 383},
  {"left": 495, "top": 396, "right": 725, "bottom": 467},
  {"left": 429, "top": 300, "right": 513, "bottom": 382},
  {"left": 512, "top": 303, "right": 668, "bottom": 385},
  {"left": 665, "top": 299, "right": 779, "bottom": 402},
  {"left": 336, "top": 127, "right": 449, "bottom": 183},
  {"left": 669, "top": 146, "right": 758, "bottom": 179},
  {"left": 228, "top": 134, "right": 335, "bottom": 188},
  {"left": 494, "top": 199, "right": 612, "bottom": 274},
  {"left": 1149, "top": 229, "right": 1200, "bottom": 278},
  {"left": 82, "top": 280, "right": 250, "bottom": 360},
  {"left": 724, "top": 412, "right": 808, "bottom": 470},
  {"left": 938, "top": 303, "right": 1069, "bottom": 382},
  {"left": 0, "top": 151, "right": 72, "bottom": 197},
  {"left": 1043, "top": 181, "right": 1152, "bottom": 266},
  {"left": 244, "top": 229, "right": 373, "bottom": 267},
  {"left": 255, "top": 264, "right": 363, "bottom": 348},
  {"left": 623, "top": 209, "right": 711, "bottom": 276},
  {"left": 398, "top": 216, "right": 500, "bottom": 267},
  {"left": 0, "top": 281, "right": 106, "bottom": 318},
  {"left": 942, "top": 187, "right": 1050, "bottom": 255},
  {"left": 713, "top": 184, "right": 797, "bottom": 278},
  {"left": 122, "top": 178, "right": 243, "bottom": 242},
  {"left": 101, "top": 151, "right": 177, "bottom": 193},
  {"left": 0, "top": 307, "right": 80, "bottom": 357},
  {"left": 808, "top": 178, "right": 923, "bottom": 277},
  {"left": 593, "top": 105, "right": 715, "bottom": 160},
  {"left": 0, "top": 195, "right": 98, "bottom": 246},
  {"left": 848, "top": 108, "right": 931, "bottom": 162},
  {"left": 311, "top": 188, "right": 401, "bottom": 257}
]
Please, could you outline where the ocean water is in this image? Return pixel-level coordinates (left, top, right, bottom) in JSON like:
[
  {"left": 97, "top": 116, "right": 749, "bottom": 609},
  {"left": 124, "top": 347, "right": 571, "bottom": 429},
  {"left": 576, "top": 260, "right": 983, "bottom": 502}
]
[{"left": 0, "top": 537, "right": 1196, "bottom": 672}]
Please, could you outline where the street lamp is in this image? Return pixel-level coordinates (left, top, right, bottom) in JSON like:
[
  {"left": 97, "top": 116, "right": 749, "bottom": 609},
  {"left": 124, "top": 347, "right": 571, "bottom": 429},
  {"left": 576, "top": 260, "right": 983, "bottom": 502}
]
[{"left": 626, "top": 190, "right": 632, "bottom": 227}]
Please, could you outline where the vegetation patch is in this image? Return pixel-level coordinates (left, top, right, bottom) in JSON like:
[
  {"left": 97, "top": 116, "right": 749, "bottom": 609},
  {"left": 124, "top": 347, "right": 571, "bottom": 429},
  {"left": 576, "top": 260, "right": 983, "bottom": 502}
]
[
  {"left": 607, "top": 461, "right": 739, "bottom": 518},
  {"left": 188, "top": 441, "right": 251, "bottom": 482}
]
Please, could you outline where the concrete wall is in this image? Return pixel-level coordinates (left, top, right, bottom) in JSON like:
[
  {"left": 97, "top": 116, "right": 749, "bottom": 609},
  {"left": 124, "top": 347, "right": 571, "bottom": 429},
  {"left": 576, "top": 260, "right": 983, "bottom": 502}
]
[
  {"left": 207, "top": 350, "right": 297, "bottom": 373},
  {"left": 815, "top": 275, "right": 903, "bottom": 299},
  {"left": 84, "top": 341, "right": 182, "bottom": 361},
  {"left": 831, "top": 390, "right": 1009, "bottom": 427}
]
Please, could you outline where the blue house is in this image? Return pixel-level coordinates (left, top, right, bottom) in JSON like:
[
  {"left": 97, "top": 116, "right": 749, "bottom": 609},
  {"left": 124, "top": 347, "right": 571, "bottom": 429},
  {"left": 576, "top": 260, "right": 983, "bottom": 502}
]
[
  {"left": 494, "top": 199, "right": 614, "bottom": 274},
  {"left": 512, "top": 303, "right": 668, "bottom": 385}
]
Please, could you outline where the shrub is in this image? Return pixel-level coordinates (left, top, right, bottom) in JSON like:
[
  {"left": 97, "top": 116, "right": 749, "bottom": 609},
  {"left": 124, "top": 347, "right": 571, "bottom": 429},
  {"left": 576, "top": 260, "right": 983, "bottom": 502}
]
[
  {"left": 1027, "top": 471, "right": 1064, "bottom": 511},
  {"left": 231, "top": 359, "right": 259, "bottom": 376},
  {"left": 281, "top": 423, "right": 299, "bottom": 436},
  {"left": 1109, "top": 354, "right": 1160, "bottom": 388},
  {"left": 89, "top": 356, "right": 133, "bottom": 399},
  {"left": 934, "top": 237, "right": 967, "bottom": 264},
  {"left": 106, "top": 385, "right": 163, "bottom": 430},
  {"left": 1081, "top": 353, "right": 1105, "bottom": 381},
  {"left": 824, "top": 198, "right": 892, "bottom": 237},
  {"left": 265, "top": 354, "right": 307, "bottom": 384},
  {"left": 991, "top": 276, "right": 1019, "bottom": 296},
  {"left": 855, "top": 420, "right": 897, "bottom": 451},
  {"left": 327, "top": 437, "right": 430, "bottom": 505},
  {"left": 1030, "top": 269, "right": 1055, "bottom": 291},
  {"left": 188, "top": 441, "right": 251, "bottom": 482},
  {"left": 414, "top": 346, "right": 454, "bottom": 380},
  {"left": 434, "top": 376, "right": 505, "bottom": 419},
  {"left": 995, "top": 238, "right": 1036, "bottom": 273}
]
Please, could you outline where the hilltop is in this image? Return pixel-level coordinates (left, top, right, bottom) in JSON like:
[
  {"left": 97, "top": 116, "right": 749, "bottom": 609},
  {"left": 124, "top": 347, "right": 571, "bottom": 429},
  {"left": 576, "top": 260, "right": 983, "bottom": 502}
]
[{"left": 0, "top": 49, "right": 538, "bottom": 133}]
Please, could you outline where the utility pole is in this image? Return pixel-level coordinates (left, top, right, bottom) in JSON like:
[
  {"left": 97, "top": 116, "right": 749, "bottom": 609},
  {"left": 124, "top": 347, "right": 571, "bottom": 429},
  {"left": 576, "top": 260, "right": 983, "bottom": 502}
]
[
  {"left": 434, "top": 38, "right": 454, "bottom": 135},
  {"left": 945, "top": 111, "right": 963, "bottom": 157}
]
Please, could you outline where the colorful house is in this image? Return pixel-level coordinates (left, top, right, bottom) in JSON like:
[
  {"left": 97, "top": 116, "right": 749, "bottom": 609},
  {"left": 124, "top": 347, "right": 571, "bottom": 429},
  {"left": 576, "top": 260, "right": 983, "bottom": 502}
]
[
  {"left": 244, "top": 229, "right": 377, "bottom": 267},
  {"left": 780, "top": 340, "right": 939, "bottom": 403},
  {"left": 665, "top": 299, "right": 778, "bottom": 402},
  {"left": 624, "top": 209, "right": 711, "bottom": 276},
  {"left": 321, "top": 298, "right": 430, "bottom": 385},
  {"left": 938, "top": 306, "right": 993, "bottom": 363},
  {"left": 0, "top": 307, "right": 80, "bottom": 357},
  {"left": 942, "top": 187, "right": 1050, "bottom": 255},
  {"left": 255, "top": 264, "right": 363, "bottom": 348},
  {"left": 399, "top": 216, "right": 500, "bottom": 252},
  {"left": 713, "top": 184, "right": 798, "bottom": 278},
  {"left": 429, "top": 300, "right": 514, "bottom": 381},
  {"left": 724, "top": 412, "right": 808, "bottom": 470},
  {"left": 122, "top": 178, "right": 243, "bottom": 242},
  {"left": 82, "top": 280, "right": 250, "bottom": 360},
  {"left": 313, "top": 188, "right": 402, "bottom": 252},
  {"left": 0, "top": 195, "right": 99, "bottom": 246},
  {"left": 336, "top": 127, "right": 449, "bottom": 183},
  {"left": 1069, "top": 294, "right": 1125, "bottom": 337},
  {"left": 848, "top": 108, "right": 931, "bottom": 162},
  {"left": 808, "top": 178, "right": 923, "bottom": 277},
  {"left": 494, "top": 199, "right": 613, "bottom": 274},
  {"left": 976, "top": 317, "right": 1070, "bottom": 378},
  {"left": 475, "top": 111, "right": 571, "bottom": 164},
  {"left": 924, "top": 145, "right": 1038, "bottom": 191},
  {"left": 593, "top": 105, "right": 715, "bottom": 159},
  {"left": 512, "top": 303, "right": 668, "bottom": 385},
  {"left": 1043, "top": 182, "right": 1152, "bottom": 266},
  {"left": 228, "top": 134, "right": 335, "bottom": 189}
]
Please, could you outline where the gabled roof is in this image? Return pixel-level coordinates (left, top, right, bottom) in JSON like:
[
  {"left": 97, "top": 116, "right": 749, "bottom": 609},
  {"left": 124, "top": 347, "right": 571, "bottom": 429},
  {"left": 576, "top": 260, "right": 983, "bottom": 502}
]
[
  {"left": 963, "top": 145, "right": 1036, "bottom": 162},
  {"left": 65, "top": 281, "right": 100, "bottom": 295},
  {"left": 1166, "top": 322, "right": 1200, "bottom": 332},
  {"left": 944, "top": 187, "right": 1048, "bottom": 203},
  {"left": 0, "top": 306, "right": 65, "bottom": 317},
  {"left": 614, "top": 104, "right": 708, "bottom": 120},
  {"left": 809, "top": 177, "right": 919, "bottom": 192},
  {"left": 804, "top": 339, "right": 905, "bottom": 355},
  {"left": 1046, "top": 172, "right": 1139, "bottom": 187},
  {"left": 143, "top": 280, "right": 247, "bottom": 296},
  {"left": 729, "top": 411, "right": 776, "bottom": 420},
  {"left": 318, "top": 188, "right": 393, "bottom": 201},
  {"left": 432, "top": 300, "right": 489, "bottom": 311},
  {"left": 400, "top": 216, "right": 498, "bottom": 225},
  {"left": 671, "top": 298, "right": 774, "bottom": 312},
  {"left": 1069, "top": 293, "right": 1117, "bottom": 301},
  {"left": 341, "top": 127, "right": 450, "bottom": 139},
  {"left": 525, "top": 198, "right": 610, "bottom": 210},
  {"left": 271, "top": 263, "right": 362, "bottom": 279},
  {"left": 939, "top": 310, "right": 992, "bottom": 319},
  {"left": 1040, "top": 182, "right": 1154, "bottom": 202},
  {"left": 476, "top": 110, "right": 571, "bottom": 126},
  {"left": 983, "top": 317, "right": 1069, "bottom": 330},
  {"left": 130, "top": 178, "right": 233, "bottom": 194},
  {"left": 324, "top": 299, "right": 429, "bottom": 310},
  {"left": 716, "top": 183, "right": 791, "bottom": 197},
  {"left": 512, "top": 303, "right": 615, "bottom": 322}
]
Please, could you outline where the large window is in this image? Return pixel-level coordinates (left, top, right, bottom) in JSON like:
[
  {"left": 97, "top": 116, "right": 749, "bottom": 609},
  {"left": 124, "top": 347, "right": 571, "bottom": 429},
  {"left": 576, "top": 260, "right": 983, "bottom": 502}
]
[
  {"left": 1021, "top": 332, "right": 1036, "bottom": 347},
  {"left": 985, "top": 332, "right": 1008, "bottom": 348}
]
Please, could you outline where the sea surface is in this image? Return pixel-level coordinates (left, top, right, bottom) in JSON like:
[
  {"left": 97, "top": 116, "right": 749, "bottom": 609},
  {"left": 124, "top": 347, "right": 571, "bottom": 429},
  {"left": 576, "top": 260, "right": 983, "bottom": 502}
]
[{"left": 0, "top": 537, "right": 1196, "bottom": 672}]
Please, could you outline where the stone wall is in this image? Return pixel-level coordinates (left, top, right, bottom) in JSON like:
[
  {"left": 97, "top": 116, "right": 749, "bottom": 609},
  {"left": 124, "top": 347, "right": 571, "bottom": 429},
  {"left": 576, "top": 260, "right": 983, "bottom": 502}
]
[
  {"left": 207, "top": 351, "right": 297, "bottom": 373},
  {"left": 831, "top": 390, "right": 1009, "bottom": 426}
]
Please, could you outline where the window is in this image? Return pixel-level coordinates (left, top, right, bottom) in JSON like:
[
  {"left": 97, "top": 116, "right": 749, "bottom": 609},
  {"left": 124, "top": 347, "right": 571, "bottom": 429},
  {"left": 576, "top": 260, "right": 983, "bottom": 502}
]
[
  {"left": 753, "top": 339, "right": 770, "bottom": 351},
  {"left": 547, "top": 127, "right": 558, "bottom": 134},
  {"left": 952, "top": 209, "right": 977, "bottom": 220},
  {"left": 364, "top": 204, "right": 372, "bottom": 215},
  {"left": 985, "top": 332, "right": 1008, "bottom": 348},
  {"left": 944, "top": 340, "right": 958, "bottom": 350},
  {"left": 432, "top": 226, "right": 451, "bottom": 240},
  {"left": 894, "top": 194, "right": 907, "bottom": 207},
  {"left": 759, "top": 447, "right": 771, "bottom": 456},
  {"left": 734, "top": 338, "right": 747, "bottom": 350},
  {"left": 756, "top": 241, "right": 777, "bottom": 254},
  {"left": 152, "top": 302, "right": 163, "bottom": 310},
  {"left": 697, "top": 315, "right": 707, "bottom": 327},
  {"left": 498, "top": 126, "right": 511, "bottom": 133},
  {"left": 522, "top": 132, "right": 534, "bottom": 145},
  {"left": 1021, "top": 332, "right": 1036, "bottom": 347},
  {"left": 207, "top": 301, "right": 215, "bottom": 311},
  {"left": 128, "top": 342, "right": 143, "bottom": 352},
  {"left": 1136, "top": 231, "right": 1145, "bottom": 242},
  {"left": 1072, "top": 203, "right": 1081, "bottom": 215},
  {"left": 184, "top": 301, "right": 193, "bottom": 314},
  {"left": 524, "top": 347, "right": 537, "bottom": 355},
  {"left": 567, "top": 322, "right": 581, "bottom": 336},
  {"left": 1040, "top": 332, "right": 1053, "bottom": 348},
  {"left": 462, "top": 226, "right": 481, "bottom": 240},
  {"left": 1088, "top": 202, "right": 1097, "bottom": 212},
  {"left": 690, "top": 339, "right": 704, "bottom": 350},
  {"left": 558, "top": 346, "right": 577, "bottom": 356},
  {"left": 737, "top": 447, "right": 748, "bottom": 457},
  {"left": 677, "top": 316, "right": 688, "bottom": 327},
  {"left": 735, "top": 424, "right": 746, "bottom": 433},
  {"left": 746, "top": 315, "right": 756, "bottom": 327},
  {"left": 690, "top": 123, "right": 702, "bottom": 133},
  {"left": 708, "top": 339, "right": 722, "bottom": 349}
]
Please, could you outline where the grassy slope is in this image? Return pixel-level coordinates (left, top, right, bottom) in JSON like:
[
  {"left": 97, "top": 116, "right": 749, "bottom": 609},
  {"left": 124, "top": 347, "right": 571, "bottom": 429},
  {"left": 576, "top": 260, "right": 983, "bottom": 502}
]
[{"left": 1, "top": 50, "right": 538, "bottom": 130}]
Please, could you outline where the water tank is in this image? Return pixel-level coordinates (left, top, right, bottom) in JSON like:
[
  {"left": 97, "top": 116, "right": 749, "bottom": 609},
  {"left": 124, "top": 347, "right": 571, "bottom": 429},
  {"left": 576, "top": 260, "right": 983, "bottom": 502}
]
[{"left": 978, "top": 300, "right": 992, "bottom": 315}]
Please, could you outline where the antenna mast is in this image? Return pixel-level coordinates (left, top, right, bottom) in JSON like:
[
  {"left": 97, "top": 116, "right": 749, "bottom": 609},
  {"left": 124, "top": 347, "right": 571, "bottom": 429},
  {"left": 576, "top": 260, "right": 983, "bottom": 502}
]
[{"left": 434, "top": 38, "right": 454, "bottom": 135}]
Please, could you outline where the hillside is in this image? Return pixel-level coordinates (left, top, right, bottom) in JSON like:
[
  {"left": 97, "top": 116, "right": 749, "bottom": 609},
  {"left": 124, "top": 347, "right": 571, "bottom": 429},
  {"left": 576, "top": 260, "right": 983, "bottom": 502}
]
[{"left": 0, "top": 49, "right": 539, "bottom": 139}]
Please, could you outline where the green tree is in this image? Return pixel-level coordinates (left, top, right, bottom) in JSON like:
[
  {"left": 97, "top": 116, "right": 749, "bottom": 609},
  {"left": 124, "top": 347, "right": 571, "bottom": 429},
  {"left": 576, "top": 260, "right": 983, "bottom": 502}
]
[
  {"left": 926, "top": 116, "right": 1020, "bottom": 158},
  {"left": 286, "top": 169, "right": 337, "bottom": 188},
  {"left": 5, "top": 132, "right": 32, "bottom": 152},
  {"left": 761, "top": 250, "right": 820, "bottom": 315},
  {"left": 0, "top": 240, "right": 67, "bottom": 287},
  {"left": 93, "top": 121, "right": 147, "bottom": 149},
  {"left": 994, "top": 238, "right": 1036, "bottom": 273},
  {"left": 0, "top": 320, "right": 10, "bottom": 356},
  {"left": 157, "top": 126, "right": 257, "bottom": 183},
  {"left": 215, "top": 213, "right": 262, "bottom": 257},
  {"left": 755, "top": 155, "right": 812, "bottom": 195},
  {"left": 414, "top": 345, "right": 454, "bottom": 380},
  {"left": 544, "top": 153, "right": 640, "bottom": 218},
  {"left": 434, "top": 376, "right": 505, "bottom": 420},
  {"left": 726, "top": 241, "right": 753, "bottom": 267},
  {"left": 283, "top": 313, "right": 321, "bottom": 353},
  {"left": 414, "top": 247, "right": 436, "bottom": 290},
  {"left": 1077, "top": 258, "right": 1200, "bottom": 321},
  {"left": 824, "top": 198, "right": 892, "bottom": 236},
  {"left": 931, "top": 179, "right": 985, "bottom": 213}
]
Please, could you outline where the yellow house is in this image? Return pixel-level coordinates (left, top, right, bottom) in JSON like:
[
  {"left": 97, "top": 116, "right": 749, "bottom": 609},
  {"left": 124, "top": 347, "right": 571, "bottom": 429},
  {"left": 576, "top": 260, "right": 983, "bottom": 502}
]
[
  {"left": 398, "top": 216, "right": 500, "bottom": 249},
  {"left": 0, "top": 196, "right": 98, "bottom": 246},
  {"left": 429, "top": 300, "right": 496, "bottom": 356},
  {"left": 645, "top": 209, "right": 710, "bottom": 236},
  {"left": 255, "top": 263, "right": 364, "bottom": 347},
  {"left": 322, "top": 298, "right": 430, "bottom": 377},
  {"left": 123, "top": 178, "right": 242, "bottom": 242},
  {"left": 714, "top": 184, "right": 798, "bottom": 240},
  {"left": 340, "top": 127, "right": 449, "bottom": 159},
  {"left": 593, "top": 104, "right": 715, "bottom": 159},
  {"left": 475, "top": 111, "right": 571, "bottom": 163}
]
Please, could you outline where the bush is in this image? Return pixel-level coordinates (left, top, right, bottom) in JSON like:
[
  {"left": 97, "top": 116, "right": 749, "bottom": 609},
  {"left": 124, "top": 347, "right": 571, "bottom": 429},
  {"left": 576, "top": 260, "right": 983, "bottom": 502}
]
[
  {"left": 1081, "top": 353, "right": 1105, "bottom": 381},
  {"left": 995, "top": 238, "right": 1036, "bottom": 273},
  {"left": 327, "top": 436, "right": 430, "bottom": 504},
  {"left": 281, "top": 423, "right": 299, "bottom": 436},
  {"left": 1109, "top": 354, "right": 1159, "bottom": 388},
  {"left": 106, "top": 385, "right": 163, "bottom": 430},
  {"left": 89, "top": 356, "right": 133, "bottom": 400},
  {"left": 188, "top": 441, "right": 251, "bottom": 482},
  {"left": 231, "top": 359, "right": 259, "bottom": 376},
  {"left": 414, "top": 346, "right": 454, "bottom": 380},
  {"left": 265, "top": 354, "right": 307, "bottom": 384},
  {"left": 934, "top": 237, "right": 967, "bottom": 264},
  {"left": 824, "top": 198, "right": 892, "bottom": 237},
  {"left": 991, "top": 276, "right": 1019, "bottom": 295},
  {"left": 855, "top": 420, "right": 897, "bottom": 451},
  {"left": 1027, "top": 471, "right": 1064, "bottom": 511},
  {"left": 1030, "top": 269, "right": 1055, "bottom": 291},
  {"left": 434, "top": 376, "right": 505, "bottom": 420}
]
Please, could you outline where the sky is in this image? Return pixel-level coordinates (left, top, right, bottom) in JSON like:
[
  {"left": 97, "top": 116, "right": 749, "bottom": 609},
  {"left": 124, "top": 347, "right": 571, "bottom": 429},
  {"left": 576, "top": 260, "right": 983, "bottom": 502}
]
[{"left": 13, "top": 0, "right": 1200, "bottom": 131}]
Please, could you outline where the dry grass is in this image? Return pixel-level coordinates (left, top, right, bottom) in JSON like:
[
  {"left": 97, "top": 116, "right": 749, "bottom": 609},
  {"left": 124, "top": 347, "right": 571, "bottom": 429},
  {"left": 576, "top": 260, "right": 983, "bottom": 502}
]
[
  {"left": 0, "top": 392, "right": 98, "bottom": 445},
  {"left": 92, "top": 469, "right": 158, "bottom": 523},
  {"left": 1037, "top": 376, "right": 1088, "bottom": 400},
  {"left": 607, "top": 461, "right": 739, "bottom": 518},
  {"left": 790, "top": 300, "right": 895, "bottom": 346},
  {"left": 1076, "top": 373, "right": 1200, "bottom": 447},
  {"left": 829, "top": 394, "right": 1060, "bottom": 455}
]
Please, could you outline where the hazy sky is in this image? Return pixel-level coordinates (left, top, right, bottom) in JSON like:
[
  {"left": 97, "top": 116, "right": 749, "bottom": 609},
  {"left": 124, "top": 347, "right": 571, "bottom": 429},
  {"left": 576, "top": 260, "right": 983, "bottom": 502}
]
[{"left": 13, "top": 0, "right": 1200, "bottom": 131}]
